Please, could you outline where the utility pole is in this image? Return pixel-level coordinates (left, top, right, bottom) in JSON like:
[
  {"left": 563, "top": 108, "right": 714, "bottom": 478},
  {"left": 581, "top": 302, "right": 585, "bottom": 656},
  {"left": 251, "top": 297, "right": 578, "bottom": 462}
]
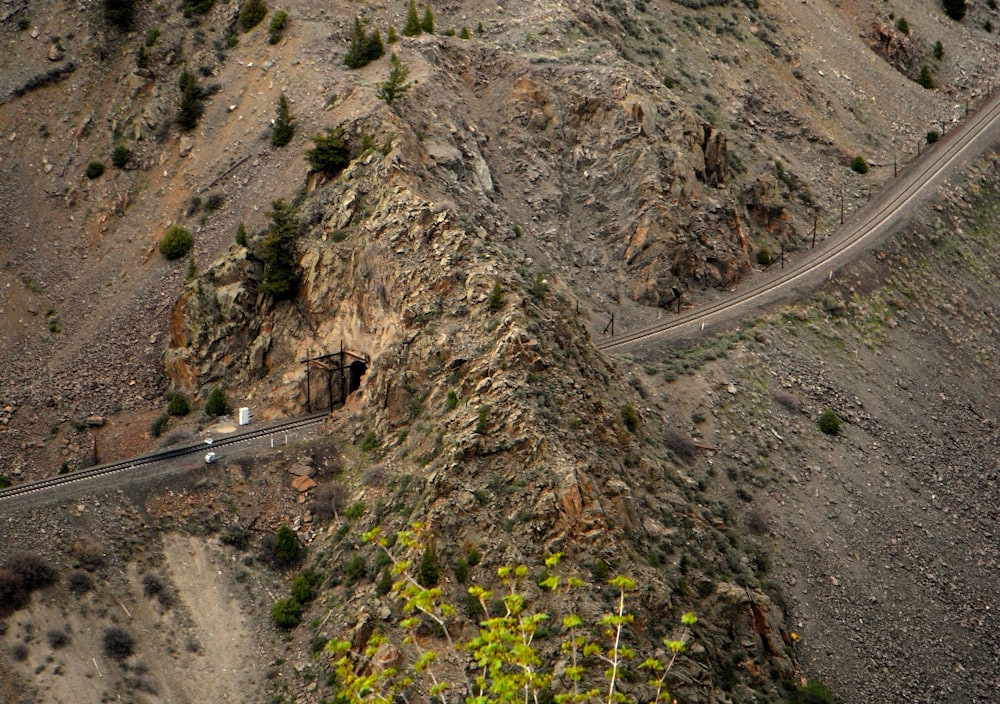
[
  {"left": 840, "top": 187, "right": 845, "bottom": 225},
  {"left": 304, "top": 349, "right": 311, "bottom": 413},
  {"left": 893, "top": 150, "right": 897, "bottom": 178},
  {"left": 812, "top": 213, "right": 818, "bottom": 248}
]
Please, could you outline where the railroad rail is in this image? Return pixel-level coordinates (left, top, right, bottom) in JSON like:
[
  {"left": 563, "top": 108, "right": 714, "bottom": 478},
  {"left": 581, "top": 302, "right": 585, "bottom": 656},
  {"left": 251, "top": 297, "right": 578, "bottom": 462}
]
[
  {"left": 0, "top": 413, "right": 327, "bottom": 503},
  {"left": 597, "top": 84, "right": 1000, "bottom": 352}
]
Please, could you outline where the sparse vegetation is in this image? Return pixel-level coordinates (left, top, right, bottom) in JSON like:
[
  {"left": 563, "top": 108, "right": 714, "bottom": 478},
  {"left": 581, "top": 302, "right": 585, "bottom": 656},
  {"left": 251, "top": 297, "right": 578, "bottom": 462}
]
[
  {"left": 850, "top": 156, "right": 869, "bottom": 174},
  {"left": 344, "top": 16, "right": 385, "bottom": 68},
  {"left": 927, "top": 130, "right": 940, "bottom": 144},
  {"left": 446, "top": 390, "right": 459, "bottom": 410},
  {"left": 486, "top": 280, "right": 504, "bottom": 311},
  {"left": 159, "top": 225, "right": 193, "bottom": 260},
  {"left": 167, "top": 392, "right": 191, "bottom": 416},
  {"left": 933, "top": 40, "right": 945, "bottom": 60},
  {"left": 290, "top": 568, "right": 323, "bottom": 603},
  {"left": 417, "top": 547, "right": 439, "bottom": 587},
  {"left": 403, "top": 0, "right": 422, "bottom": 36},
  {"left": 621, "top": 403, "right": 640, "bottom": 433},
  {"left": 918, "top": 64, "right": 935, "bottom": 89},
  {"left": 268, "top": 10, "right": 288, "bottom": 43},
  {"left": 895, "top": 17, "right": 910, "bottom": 35},
  {"left": 104, "top": 0, "right": 138, "bottom": 30},
  {"left": 151, "top": 412, "right": 170, "bottom": 437},
  {"left": 421, "top": 5, "right": 435, "bottom": 33},
  {"left": 177, "top": 71, "right": 206, "bottom": 132},
  {"left": 942, "top": 0, "right": 967, "bottom": 21}
]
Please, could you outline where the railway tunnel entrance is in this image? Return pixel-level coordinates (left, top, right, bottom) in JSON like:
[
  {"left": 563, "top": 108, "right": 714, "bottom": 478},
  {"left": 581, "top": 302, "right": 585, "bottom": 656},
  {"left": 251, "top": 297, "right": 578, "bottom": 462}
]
[{"left": 301, "top": 343, "right": 369, "bottom": 412}]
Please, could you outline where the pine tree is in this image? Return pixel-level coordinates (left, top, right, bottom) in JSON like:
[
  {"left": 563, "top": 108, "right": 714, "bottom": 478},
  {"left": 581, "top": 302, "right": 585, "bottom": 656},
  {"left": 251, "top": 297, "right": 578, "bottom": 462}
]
[
  {"left": 365, "top": 28, "right": 385, "bottom": 63},
  {"left": 376, "top": 53, "right": 412, "bottom": 105},
  {"left": 345, "top": 16, "right": 369, "bottom": 68},
  {"left": 177, "top": 71, "right": 205, "bottom": 131},
  {"left": 402, "top": 0, "right": 422, "bottom": 36},
  {"left": 387, "top": 26, "right": 399, "bottom": 43},
  {"left": 421, "top": 5, "right": 434, "bottom": 33},
  {"left": 271, "top": 93, "right": 294, "bottom": 147}
]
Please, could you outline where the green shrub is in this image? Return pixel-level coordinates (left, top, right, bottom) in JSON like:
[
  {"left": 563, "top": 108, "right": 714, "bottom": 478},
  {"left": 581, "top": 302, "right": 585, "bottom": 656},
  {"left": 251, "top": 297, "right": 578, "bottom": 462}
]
[
  {"left": 933, "top": 40, "right": 944, "bottom": 60},
  {"left": 460, "top": 26, "right": 470, "bottom": 39},
  {"left": 756, "top": 245, "right": 776, "bottom": 266},
  {"left": 182, "top": 0, "right": 215, "bottom": 16},
  {"left": 942, "top": 0, "right": 967, "bottom": 21},
  {"left": 387, "top": 26, "right": 399, "bottom": 43},
  {"left": 818, "top": 409, "right": 841, "bottom": 435},
  {"left": 985, "top": 19, "right": 994, "bottom": 33},
  {"left": 144, "top": 26, "right": 161, "bottom": 47},
  {"left": 111, "top": 144, "right": 131, "bottom": 169},
  {"left": 167, "top": 393, "right": 191, "bottom": 416},
  {"left": 235, "top": 222, "right": 248, "bottom": 247},
  {"left": 136, "top": 46, "right": 149, "bottom": 69},
  {"left": 273, "top": 525, "right": 302, "bottom": 565},
  {"left": 361, "top": 431, "right": 379, "bottom": 452},
  {"left": 621, "top": 403, "right": 640, "bottom": 433},
  {"left": 291, "top": 568, "right": 323, "bottom": 603},
  {"left": 85, "top": 161, "right": 105, "bottom": 179},
  {"left": 475, "top": 405, "right": 490, "bottom": 434},
  {"left": 0, "top": 474, "right": 10, "bottom": 489},
  {"left": 205, "top": 387, "right": 229, "bottom": 417},
  {"left": 849, "top": 156, "right": 869, "bottom": 175},
  {"left": 918, "top": 64, "right": 934, "bottom": 89},
  {"left": 104, "top": 0, "right": 138, "bottom": 30},
  {"left": 220, "top": 525, "right": 252, "bottom": 550},
  {"left": 151, "top": 413, "right": 169, "bottom": 437},
  {"left": 787, "top": 679, "right": 837, "bottom": 704},
  {"left": 159, "top": 225, "right": 193, "bottom": 260},
  {"left": 271, "top": 93, "right": 294, "bottom": 147},
  {"left": 268, "top": 10, "right": 288, "bottom": 43},
  {"left": 453, "top": 555, "right": 470, "bottom": 584},
  {"left": 344, "top": 555, "right": 367, "bottom": 585},
  {"left": 344, "top": 16, "right": 385, "bottom": 68},
  {"left": 376, "top": 569, "right": 393, "bottom": 595},
  {"left": 345, "top": 501, "right": 366, "bottom": 519},
  {"left": 446, "top": 390, "right": 459, "bottom": 410},
  {"left": 421, "top": 5, "right": 434, "bottom": 33},
  {"left": 271, "top": 597, "right": 301, "bottom": 628},
  {"left": 926, "top": 130, "right": 940, "bottom": 144},
  {"left": 895, "top": 17, "right": 910, "bottom": 34},
  {"left": 239, "top": 0, "right": 267, "bottom": 31},
  {"left": 306, "top": 128, "right": 350, "bottom": 176},
  {"left": 102, "top": 627, "right": 135, "bottom": 661}
]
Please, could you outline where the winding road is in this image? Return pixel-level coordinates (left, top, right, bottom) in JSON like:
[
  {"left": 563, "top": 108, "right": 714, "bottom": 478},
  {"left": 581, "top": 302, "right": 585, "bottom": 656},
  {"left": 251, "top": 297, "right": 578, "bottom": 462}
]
[{"left": 597, "top": 84, "right": 1000, "bottom": 353}]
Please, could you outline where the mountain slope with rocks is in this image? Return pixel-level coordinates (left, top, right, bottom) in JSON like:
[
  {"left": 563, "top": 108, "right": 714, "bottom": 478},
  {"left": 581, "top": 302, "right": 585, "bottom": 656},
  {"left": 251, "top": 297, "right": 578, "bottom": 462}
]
[{"left": 1, "top": 0, "right": 999, "bottom": 702}]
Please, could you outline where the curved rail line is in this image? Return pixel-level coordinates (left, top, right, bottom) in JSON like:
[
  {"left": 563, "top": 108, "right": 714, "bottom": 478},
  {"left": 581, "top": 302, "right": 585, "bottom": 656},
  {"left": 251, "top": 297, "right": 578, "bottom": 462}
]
[
  {"left": 597, "top": 88, "right": 1000, "bottom": 352},
  {"left": 0, "top": 413, "right": 327, "bottom": 502}
]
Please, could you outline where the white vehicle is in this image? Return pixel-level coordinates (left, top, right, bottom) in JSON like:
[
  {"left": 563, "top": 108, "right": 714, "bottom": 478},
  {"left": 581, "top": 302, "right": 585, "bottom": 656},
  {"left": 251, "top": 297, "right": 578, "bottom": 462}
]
[{"left": 204, "top": 451, "right": 217, "bottom": 464}]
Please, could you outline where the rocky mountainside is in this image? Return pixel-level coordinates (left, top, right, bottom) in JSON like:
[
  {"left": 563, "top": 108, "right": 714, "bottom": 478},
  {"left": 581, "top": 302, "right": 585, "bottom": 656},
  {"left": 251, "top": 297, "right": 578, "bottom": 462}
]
[{"left": 1, "top": 0, "right": 999, "bottom": 702}]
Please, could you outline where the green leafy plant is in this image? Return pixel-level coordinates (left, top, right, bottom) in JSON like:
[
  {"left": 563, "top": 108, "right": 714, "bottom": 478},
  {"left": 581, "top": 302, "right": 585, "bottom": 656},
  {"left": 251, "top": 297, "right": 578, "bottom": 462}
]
[
  {"left": 376, "top": 53, "right": 411, "bottom": 105},
  {"left": 85, "top": 161, "right": 105, "bottom": 179},
  {"left": 475, "top": 405, "right": 490, "bottom": 434},
  {"left": 621, "top": 403, "right": 640, "bottom": 433},
  {"left": 933, "top": 40, "right": 945, "bottom": 60},
  {"left": 291, "top": 568, "right": 323, "bottom": 602},
  {"left": 460, "top": 26, "right": 471, "bottom": 39},
  {"left": 151, "top": 413, "right": 169, "bottom": 437},
  {"left": 239, "top": 0, "right": 267, "bottom": 31},
  {"left": 895, "top": 16, "right": 910, "bottom": 34},
  {"left": 0, "top": 475, "right": 10, "bottom": 489},
  {"left": 205, "top": 386, "right": 229, "bottom": 417},
  {"left": 850, "top": 156, "right": 869, "bottom": 175},
  {"left": 446, "top": 390, "right": 459, "bottom": 410},
  {"left": 818, "top": 409, "right": 841, "bottom": 435},
  {"left": 271, "top": 93, "right": 294, "bottom": 147},
  {"left": 306, "top": 128, "right": 350, "bottom": 176},
  {"left": 387, "top": 26, "right": 399, "bottom": 43},
  {"left": 361, "top": 431, "right": 379, "bottom": 452},
  {"left": 159, "top": 225, "right": 193, "bottom": 260},
  {"left": 235, "top": 222, "right": 249, "bottom": 247},
  {"left": 926, "top": 130, "right": 940, "bottom": 144}
]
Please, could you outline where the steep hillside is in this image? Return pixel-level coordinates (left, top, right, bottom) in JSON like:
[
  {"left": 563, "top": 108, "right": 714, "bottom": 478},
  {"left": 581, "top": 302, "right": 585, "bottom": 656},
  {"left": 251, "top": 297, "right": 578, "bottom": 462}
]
[{"left": 2, "top": 0, "right": 999, "bottom": 702}]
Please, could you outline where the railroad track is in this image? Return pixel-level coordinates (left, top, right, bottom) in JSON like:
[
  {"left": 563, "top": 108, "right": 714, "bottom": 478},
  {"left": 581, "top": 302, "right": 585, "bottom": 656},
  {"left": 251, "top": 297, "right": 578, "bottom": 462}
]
[
  {"left": 0, "top": 413, "right": 327, "bottom": 502},
  {"left": 598, "top": 86, "right": 1000, "bottom": 352}
]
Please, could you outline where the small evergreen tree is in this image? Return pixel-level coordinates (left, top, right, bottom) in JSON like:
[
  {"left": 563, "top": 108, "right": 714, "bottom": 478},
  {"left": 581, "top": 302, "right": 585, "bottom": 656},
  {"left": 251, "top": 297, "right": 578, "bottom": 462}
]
[
  {"left": 112, "top": 144, "right": 131, "bottom": 169},
  {"left": 306, "top": 128, "right": 350, "bottom": 175},
  {"left": 460, "top": 26, "right": 470, "bottom": 39},
  {"left": 273, "top": 525, "right": 302, "bottom": 565},
  {"left": 895, "top": 16, "right": 910, "bottom": 35},
  {"left": 933, "top": 40, "right": 944, "bottom": 60},
  {"left": 167, "top": 393, "right": 191, "bottom": 417},
  {"left": 268, "top": 10, "right": 288, "bottom": 43},
  {"left": 345, "top": 16, "right": 370, "bottom": 68},
  {"left": 365, "top": 28, "right": 385, "bottom": 63},
  {"left": 85, "top": 161, "right": 105, "bottom": 179},
  {"left": 486, "top": 279, "right": 504, "bottom": 311},
  {"left": 387, "top": 26, "right": 399, "bottom": 43},
  {"left": 421, "top": 5, "right": 434, "bottom": 33},
  {"left": 403, "top": 0, "right": 422, "bottom": 36},
  {"left": 271, "top": 93, "right": 294, "bottom": 147},
  {"left": 236, "top": 222, "right": 248, "bottom": 247},
  {"left": 818, "top": 409, "right": 841, "bottom": 435},
  {"left": 375, "top": 53, "right": 411, "bottom": 105},
  {"left": 177, "top": 71, "right": 205, "bottom": 132},
  {"left": 259, "top": 199, "right": 301, "bottom": 299},
  {"left": 136, "top": 46, "right": 150, "bottom": 69},
  {"left": 918, "top": 64, "right": 935, "bottom": 89}
]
